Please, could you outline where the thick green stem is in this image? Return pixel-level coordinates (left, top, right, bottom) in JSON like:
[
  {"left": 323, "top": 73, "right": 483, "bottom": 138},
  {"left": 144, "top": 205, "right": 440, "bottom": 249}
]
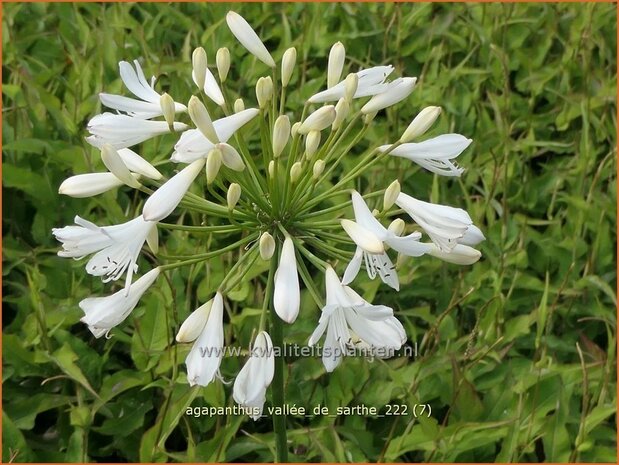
[{"left": 270, "top": 244, "right": 288, "bottom": 463}]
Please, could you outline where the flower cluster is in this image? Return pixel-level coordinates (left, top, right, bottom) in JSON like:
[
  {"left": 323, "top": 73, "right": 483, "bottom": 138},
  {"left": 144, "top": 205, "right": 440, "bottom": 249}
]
[{"left": 53, "top": 11, "right": 484, "bottom": 419}]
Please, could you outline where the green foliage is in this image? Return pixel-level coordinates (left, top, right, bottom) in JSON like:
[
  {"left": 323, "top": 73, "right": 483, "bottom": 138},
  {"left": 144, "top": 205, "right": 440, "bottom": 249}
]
[{"left": 3, "top": 2, "right": 616, "bottom": 462}]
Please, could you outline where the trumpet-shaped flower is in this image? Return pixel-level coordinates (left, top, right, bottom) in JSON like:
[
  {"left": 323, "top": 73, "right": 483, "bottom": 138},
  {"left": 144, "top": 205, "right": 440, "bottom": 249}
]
[
  {"left": 396, "top": 192, "right": 485, "bottom": 252},
  {"left": 308, "top": 65, "right": 394, "bottom": 103},
  {"left": 142, "top": 159, "right": 206, "bottom": 222},
  {"left": 171, "top": 109, "right": 259, "bottom": 163},
  {"left": 53, "top": 215, "right": 158, "bottom": 289},
  {"left": 273, "top": 236, "right": 300, "bottom": 323},
  {"left": 86, "top": 112, "right": 188, "bottom": 150},
  {"left": 233, "top": 331, "right": 274, "bottom": 420},
  {"left": 180, "top": 293, "right": 225, "bottom": 387},
  {"left": 309, "top": 266, "right": 406, "bottom": 372},
  {"left": 99, "top": 60, "right": 187, "bottom": 119},
  {"left": 379, "top": 134, "right": 472, "bottom": 177},
  {"left": 342, "top": 191, "right": 431, "bottom": 290},
  {"left": 79, "top": 267, "right": 160, "bottom": 338}
]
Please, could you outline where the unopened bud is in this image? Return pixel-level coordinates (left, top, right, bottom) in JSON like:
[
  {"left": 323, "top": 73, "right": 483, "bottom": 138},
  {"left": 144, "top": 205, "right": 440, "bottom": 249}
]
[
  {"left": 206, "top": 148, "right": 222, "bottom": 184},
  {"left": 290, "top": 162, "right": 303, "bottom": 183},
  {"left": 259, "top": 232, "right": 276, "bottom": 260},
  {"left": 272, "top": 115, "right": 291, "bottom": 158},
  {"left": 227, "top": 183, "right": 241, "bottom": 210},
  {"left": 344, "top": 73, "right": 358, "bottom": 102},
  {"left": 383, "top": 180, "right": 400, "bottom": 210},
  {"left": 291, "top": 122, "right": 302, "bottom": 137},
  {"left": 216, "top": 47, "right": 230, "bottom": 83},
  {"left": 281, "top": 47, "right": 297, "bottom": 87},
  {"left": 298, "top": 105, "right": 336, "bottom": 134},
  {"left": 160, "top": 93, "right": 176, "bottom": 130},
  {"left": 305, "top": 130, "right": 321, "bottom": 159},
  {"left": 101, "top": 144, "right": 140, "bottom": 188},
  {"left": 234, "top": 98, "right": 245, "bottom": 113},
  {"left": 188, "top": 96, "right": 219, "bottom": 143},
  {"left": 256, "top": 76, "right": 273, "bottom": 109},
  {"left": 268, "top": 160, "right": 275, "bottom": 178},
  {"left": 332, "top": 98, "right": 349, "bottom": 130},
  {"left": 327, "top": 42, "right": 345, "bottom": 89},
  {"left": 192, "top": 47, "right": 207, "bottom": 91},
  {"left": 312, "top": 160, "right": 326, "bottom": 179},
  {"left": 400, "top": 106, "right": 441, "bottom": 142},
  {"left": 388, "top": 218, "right": 405, "bottom": 236}
]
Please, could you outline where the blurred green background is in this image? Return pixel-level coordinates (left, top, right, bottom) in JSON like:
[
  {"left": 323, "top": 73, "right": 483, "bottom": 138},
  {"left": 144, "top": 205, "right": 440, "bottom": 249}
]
[{"left": 2, "top": 2, "right": 617, "bottom": 463}]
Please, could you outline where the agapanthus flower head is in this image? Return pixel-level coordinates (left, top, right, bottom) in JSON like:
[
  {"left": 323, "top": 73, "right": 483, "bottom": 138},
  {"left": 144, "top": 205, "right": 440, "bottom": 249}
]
[{"left": 54, "top": 9, "right": 485, "bottom": 420}]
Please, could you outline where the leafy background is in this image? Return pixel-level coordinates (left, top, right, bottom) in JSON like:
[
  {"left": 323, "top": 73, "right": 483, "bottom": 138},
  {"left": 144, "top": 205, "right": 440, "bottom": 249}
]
[{"left": 2, "top": 2, "right": 617, "bottom": 463}]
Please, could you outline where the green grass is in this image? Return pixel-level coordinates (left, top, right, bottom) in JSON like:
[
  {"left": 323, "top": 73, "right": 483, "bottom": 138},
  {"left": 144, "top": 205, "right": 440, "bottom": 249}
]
[{"left": 2, "top": 2, "right": 617, "bottom": 463}]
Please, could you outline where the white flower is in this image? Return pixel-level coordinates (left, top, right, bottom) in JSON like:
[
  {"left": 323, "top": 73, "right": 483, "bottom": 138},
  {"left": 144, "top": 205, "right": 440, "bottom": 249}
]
[
  {"left": 79, "top": 267, "right": 160, "bottom": 338},
  {"left": 226, "top": 11, "right": 275, "bottom": 68},
  {"left": 379, "top": 134, "right": 472, "bottom": 177},
  {"left": 233, "top": 331, "right": 274, "bottom": 420},
  {"left": 181, "top": 293, "right": 225, "bottom": 387},
  {"left": 308, "top": 266, "right": 406, "bottom": 372},
  {"left": 171, "top": 109, "right": 259, "bottom": 163},
  {"left": 273, "top": 236, "right": 300, "bottom": 323},
  {"left": 361, "top": 77, "right": 417, "bottom": 114},
  {"left": 308, "top": 65, "right": 394, "bottom": 103},
  {"left": 53, "top": 215, "right": 157, "bottom": 289},
  {"left": 395, "top": 192, "right": 485, "bottom": 252},
  {"left": 327, "top": 42, "right": 346, "bottom": 88},
  {"left": 142, "top": 159, "right": 206, "bottom": 222},
  {"left": 99, "top": 60, "right": 187, "bottom": 119},
  {"left": 342, "top": 191, "right": 431, "bottom": 290},
  {"left": 86, "top": 112, "right": 188, "bottom": 150}
]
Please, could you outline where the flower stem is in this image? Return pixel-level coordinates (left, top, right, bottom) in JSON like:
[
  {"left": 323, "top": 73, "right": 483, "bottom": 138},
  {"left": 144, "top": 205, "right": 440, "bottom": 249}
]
[{"left": 269, "top": 243, "right": 288, "bottom": 463}]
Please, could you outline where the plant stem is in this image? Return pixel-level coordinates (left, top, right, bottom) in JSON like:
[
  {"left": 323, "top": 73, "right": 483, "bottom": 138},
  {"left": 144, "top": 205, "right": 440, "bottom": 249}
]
[{"left": 270, "top": 243, "right": 288, "bottom": 463}]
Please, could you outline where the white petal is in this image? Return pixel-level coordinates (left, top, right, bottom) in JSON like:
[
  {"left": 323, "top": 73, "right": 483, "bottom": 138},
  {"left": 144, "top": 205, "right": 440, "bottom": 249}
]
[
  {"left": 118, "top": 60, "right": 160, "bottom": 103},
  {"left": 428, "top": 243, "right": 482, "bottom": 265},
  {"left": 342, "top": 247, "right": 363, "bottom": 285},
  {"left": 205, "top": 69, "right": 225, "bottom": 106},
  {"left": 117, "top": 148, "right": 162, "bottom": 180},
  {"left": 176, "top": 300, "right": 212, "bottom": 343},
  {"left": 340, "top": 219, "right": 384, "bottom": 254},
  {"left": 361, "top": 77, "right": 417, "bottom": 114},
  {"left": 101, "top": 144, "right": 141, "bottom": 188}
]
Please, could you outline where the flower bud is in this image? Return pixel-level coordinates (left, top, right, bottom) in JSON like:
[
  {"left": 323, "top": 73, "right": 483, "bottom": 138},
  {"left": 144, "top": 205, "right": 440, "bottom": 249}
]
[
  {"left": 160, "top": 93, "right": 176, "bottom": 130},
  {"left": 312, "top": 160, "right": 325, "bottom": 179},
  {"left": 227, "top": 183, "right": 241, "bottom": 210},
  {"left": 234, "top": 98, "right": 245, "bottom": 113},
  {"left": 268, "top": 160, "right": 275, "bottom": 177},
  {"left": 428, "top": 243, "right": 482, "bottom": 265},
  {"left": 188, "top": 96, "right": 219, "bottom": 143},
  {"left": 304, "top": 130, "right": 321, "bottom": 159},
  {"left": 272, "top": 115, "right": 291, "bottom": 158},
  {"left": 332, "top": 98, "right": 349, "bottom": 130},
  {"left": 206, "top": 148, "right": 222, "bottom": 184},
  {"left": 176, "top": 300, "right": 212, "bottom": 343},
  {"left": 226, "top": 11, "right": 275, "bottom": 68},
  {"left": 216, "top": 47, "right": 230, "bottom": 83},
  {"left": 344, "top": 73, "right": 358, "bottom": 102},
  {"left": 259, "top": 232, "right": 276, "bottom": 260},
  {"left": 298, "top": 105, "right": 336, "bottom": 134},
  {"left": 340, "top": 219, "right": 384, "bottom": 254},
  {"left": 388, "top": 218, "right": 405, "bottom": 236},
  {"left": 327, "top": 41, "right": 345, "bottom": 89},
  {"left": 281, "top": 47, "right": 297, "bottom": 87},
  {"left": 291, "top": 122, "right": 302, "bottom": 137},
  {"left": 290, "top": 162, "right": 303, "bottom": 183},
  {"left": 361, "top": 77, "right": 416, "bottom": 114},
  {"left": 101, "top": 144, "right": 141, "bottom": 188},
  {"left": 383, "top": 180, "right": 400, "bottom": 210},
  {"left": 192, "top": 47, "right": 207, "bottom": 91},
  {"left": 400, "top": 106, "right": 441, "bottom": 142},
  {"left": 256, "top": 76, "right": 273, "bottom": 109}
]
